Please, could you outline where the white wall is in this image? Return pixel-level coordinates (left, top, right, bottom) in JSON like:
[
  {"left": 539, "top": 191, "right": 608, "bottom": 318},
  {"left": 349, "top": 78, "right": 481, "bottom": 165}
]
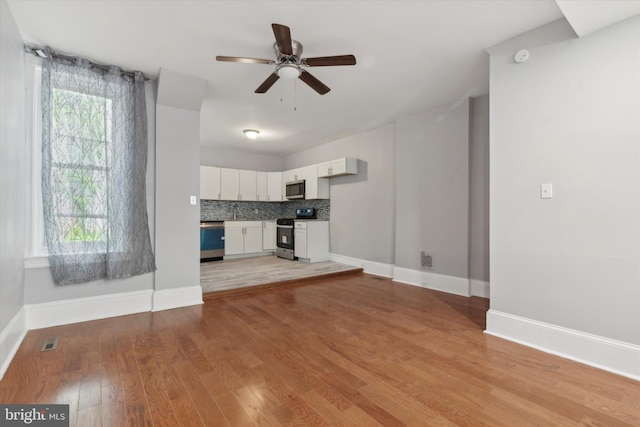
[
  {"left": 395, "top": 99, "right": 470, "bottom": 278},
  {"left": 201, "top": 146, "right": 283, "bottom": 171},
  {"left": 284, "top": 124, "right": 396, "bottom": 265},
  {"left": 469, "top": 95, "right": 490, "bottom": 282},
  {"left": 487, "top": 17, "right": 640, "bottom": 377},
  {"left": 154, "top": 69, "right": 206, "bottom": 308},
  {"left": 0, "top": 0, "right": 26, "bottom": 373}
]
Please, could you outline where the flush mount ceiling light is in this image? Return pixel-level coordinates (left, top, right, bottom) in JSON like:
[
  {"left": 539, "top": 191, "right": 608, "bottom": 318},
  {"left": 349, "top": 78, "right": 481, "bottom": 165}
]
[{"left": 243, "top": 129, "right": 260, "bottom": 140}]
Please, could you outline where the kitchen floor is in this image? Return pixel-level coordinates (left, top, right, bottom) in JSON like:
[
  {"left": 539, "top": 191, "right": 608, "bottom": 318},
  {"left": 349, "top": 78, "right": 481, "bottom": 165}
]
[{"left": 200, "top": 255, "right": 361, "bottom": 294}]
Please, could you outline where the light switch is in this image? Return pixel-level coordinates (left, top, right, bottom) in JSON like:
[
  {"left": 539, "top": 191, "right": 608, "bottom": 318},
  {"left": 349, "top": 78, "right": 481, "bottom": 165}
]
[
  {"left": 540, "top": 184, "right": 552, "bottom": 199},
  {"left": 190, "top": 195, "right": 197, "bottom": 205}
]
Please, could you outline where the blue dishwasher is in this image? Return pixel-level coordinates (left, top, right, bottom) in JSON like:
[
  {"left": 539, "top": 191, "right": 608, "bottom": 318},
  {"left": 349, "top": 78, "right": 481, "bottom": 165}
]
[{"left": 200, "top": 221, "right": 224, "bottom": 261}]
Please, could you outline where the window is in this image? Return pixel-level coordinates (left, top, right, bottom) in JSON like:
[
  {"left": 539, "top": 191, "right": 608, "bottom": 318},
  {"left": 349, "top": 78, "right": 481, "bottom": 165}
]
[
  {"left": 47, "top": 83, "right": 112, "bottom": 253},
  {"left": 31, "top": 49, "right": 155, "bottom": 285}
]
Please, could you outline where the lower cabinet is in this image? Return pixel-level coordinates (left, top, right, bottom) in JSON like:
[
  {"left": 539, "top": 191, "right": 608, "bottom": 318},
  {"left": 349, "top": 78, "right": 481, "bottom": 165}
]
[
  {"left": 224, "top": 221, "right": 263, "bottom": 255},
  {"left": 262, "top": 220, "right": 276, "bottom": 251},
  {"left": 294, "top": 221, "right": 329, "bottom": 263}
]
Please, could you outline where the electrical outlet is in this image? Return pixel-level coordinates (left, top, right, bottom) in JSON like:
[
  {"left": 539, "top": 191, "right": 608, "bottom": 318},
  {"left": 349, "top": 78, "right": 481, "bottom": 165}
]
[{"left": 421, "top": 251, "right": 433, "bottom": 270}]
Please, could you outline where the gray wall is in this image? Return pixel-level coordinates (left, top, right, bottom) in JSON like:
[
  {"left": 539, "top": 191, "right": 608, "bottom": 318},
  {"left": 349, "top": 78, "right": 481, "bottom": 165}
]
[
  {"left": 201, "top": 146, "right": 283, "bottom": 171},
  {"left": 23, "top": 83, "right": 157, "bottom": 304},
  {"left": 488, "top": 17, "right": 640, "bottom": 345},
  {"left": 395, "top": 99, "right": 470, "bottom": 278},
  {"left": 469, "top": 95, "right": 490, "bottom": 282},
  {"left": 284, "top": 124, "right": 396, "bottom": 264},
  {"left": 155, "top": 69, "right": 206, "bottom": 292},
  {"left": 0, "top": 0, "right": 26, "bottom": 329}
]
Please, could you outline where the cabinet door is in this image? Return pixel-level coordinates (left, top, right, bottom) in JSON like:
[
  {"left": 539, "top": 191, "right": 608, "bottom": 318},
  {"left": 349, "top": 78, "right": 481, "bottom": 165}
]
[
  {"left": 301, "top": 164, "right": 318, "bottom": 199},
  {"left": 200, "top": 166, "right": 221, "bottom": 200},
  {"left": 267, "top": 172, "right": 282, "bottom": 201},
  {"left": 294, "top": 228, "right": 307, "bottom": 258},
  {"left": 262, "top": 221, "right": 275, "bottom": 251},
  {"left": 244, "top": 226, "right": 263, "bottom": 254},
  {"left": 256, "top": 171, "right": 268, "bottom": 201},
  {"left": 239, "top": 170, "right": 257, "bottom": 201},
  {"left": 317, "top": 161, "right": 332, "bottom": 178},
  {"left": 224, "top": 227, "right": 244, "bottom": 255},
  {"left": 220, "top": 168, "right": 240, "bottom": 200}
]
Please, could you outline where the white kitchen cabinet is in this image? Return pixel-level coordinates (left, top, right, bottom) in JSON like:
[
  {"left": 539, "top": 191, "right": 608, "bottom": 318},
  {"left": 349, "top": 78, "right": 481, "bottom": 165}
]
[
  {"left": 267, "top": 172, "right": 282, "bottom": 201},
  {"left": 256, "top": 171, "right": 268, "bottom": 201},
  {"left": 200, "top": 166, "right": 221, "bottom": 200},
  {"left": 220, "top": 168, "right": 240, "bottom": 200},
  {"left": 224, "top": 221, "right": 263, "bottom": 256},
  {"left": 239, "top": 169, "right": 257, "bottom": 201},
  {"left": 317, "top": 158, "right": 358, "bottom": 178},
  {"left": 262, "top": 220, "right": 276, "bottom": 251},
  {"left": 293, "top": 221, "right": 329, "bottom": 262}
]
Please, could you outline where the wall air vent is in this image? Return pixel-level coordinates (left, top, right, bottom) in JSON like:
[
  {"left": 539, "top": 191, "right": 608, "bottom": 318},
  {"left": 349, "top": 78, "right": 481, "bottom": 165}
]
[{"left": 421, "top": 251, "right": 433, "bottom": 270}]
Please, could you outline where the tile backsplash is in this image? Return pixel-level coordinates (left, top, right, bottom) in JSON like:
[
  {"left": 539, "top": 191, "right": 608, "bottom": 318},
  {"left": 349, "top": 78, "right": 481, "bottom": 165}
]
[{"left": 201, "top": 199, "right": 330, "bottom": 221}]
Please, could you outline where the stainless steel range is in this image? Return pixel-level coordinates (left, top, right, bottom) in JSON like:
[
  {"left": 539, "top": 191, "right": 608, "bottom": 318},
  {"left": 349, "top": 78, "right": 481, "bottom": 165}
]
[{"left": 276, "top": 208, "right": 317, "bottom": 260}]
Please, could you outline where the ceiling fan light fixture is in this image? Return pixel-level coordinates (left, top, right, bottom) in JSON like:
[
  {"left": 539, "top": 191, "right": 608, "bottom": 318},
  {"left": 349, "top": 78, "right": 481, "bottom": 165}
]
[
  {"left": 243, "top": 129, "right": 260, "bottom": 140},
  {"left": 276, "top": 63, "right": 301, "bottom": 80}
]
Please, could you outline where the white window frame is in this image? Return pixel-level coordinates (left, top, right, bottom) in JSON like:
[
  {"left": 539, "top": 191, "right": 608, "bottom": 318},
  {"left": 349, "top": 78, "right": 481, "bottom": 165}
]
[{"left": 24, "top": 55, "right": 115, "bottom": 267}]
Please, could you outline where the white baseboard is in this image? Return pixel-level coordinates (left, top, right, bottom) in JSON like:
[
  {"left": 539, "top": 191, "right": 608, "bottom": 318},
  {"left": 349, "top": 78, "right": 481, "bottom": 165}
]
[
  {"left": 329, "top": 253, "right": 394, "bottom": 278},
  {"left": 393, "top": 267, "right": 471, "bottom": 297},
  {"left": 152, "top": 286, "right": 203, "bottom": 312},
  {"left": 485, "top": 309, "right": 640, "bottom": 381},
  {"left": 25, "top": 290, "right": 153, "bottom": 330},
  {"left": 0, "top": 307, "right": 28, "bottom": 380},
  {"left": 470, "top": 279, "right": 490, "bottom": 298}
]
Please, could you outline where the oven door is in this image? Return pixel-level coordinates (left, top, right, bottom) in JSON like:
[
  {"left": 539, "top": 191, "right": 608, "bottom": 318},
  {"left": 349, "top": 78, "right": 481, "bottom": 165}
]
[{"left": 276, "top": 225, "right": 294, "bottom": 250}]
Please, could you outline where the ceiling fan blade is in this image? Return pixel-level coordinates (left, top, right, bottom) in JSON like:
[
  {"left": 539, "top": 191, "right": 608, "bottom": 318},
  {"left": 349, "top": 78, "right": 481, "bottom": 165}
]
[
  {"left": 272, "top": 23, "right": 293, "bottom": 55},
  {"left": 255, "top": 73, "right": 280, "bottom": 93},
  {"left": 299, "top": 70, "right": 330, "bottom": 95},
  {"left": 216, "top": 56, "right": 275, "bottom": 65},
  {"left": 303, "top": 55, "right": 356, "bottom": 67}
]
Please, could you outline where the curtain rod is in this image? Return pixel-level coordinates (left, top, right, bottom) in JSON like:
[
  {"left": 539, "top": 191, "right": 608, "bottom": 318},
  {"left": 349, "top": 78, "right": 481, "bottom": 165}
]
[{"left": 24, "top": 44, "right": 153, "bottom": 81}]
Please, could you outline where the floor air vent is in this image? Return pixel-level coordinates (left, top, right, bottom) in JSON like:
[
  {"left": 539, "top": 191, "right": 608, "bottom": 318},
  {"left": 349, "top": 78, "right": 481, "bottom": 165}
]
[{"left": 41, "top": 337, "right": 59, "bottom": 352}]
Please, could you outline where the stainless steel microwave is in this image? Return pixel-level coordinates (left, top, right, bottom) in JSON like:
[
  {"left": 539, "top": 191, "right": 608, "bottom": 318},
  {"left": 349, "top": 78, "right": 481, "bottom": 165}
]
[{"left": 285, "top": 180, "right": 305, "bottom": 200}]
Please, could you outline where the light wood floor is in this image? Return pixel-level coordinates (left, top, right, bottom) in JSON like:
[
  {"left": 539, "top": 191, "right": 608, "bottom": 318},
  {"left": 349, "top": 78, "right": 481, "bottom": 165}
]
[
  {"left": 200, "top": 255, "right": 361, "bottom": 293},
  {"left": 1, "top": 274, "right": 639, "bottom": 426}
]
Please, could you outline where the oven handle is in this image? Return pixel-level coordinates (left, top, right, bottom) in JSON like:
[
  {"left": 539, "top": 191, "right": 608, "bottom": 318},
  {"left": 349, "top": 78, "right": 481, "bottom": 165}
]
[{"left": 276, "top": 225, "right": 293, "bottom": 229}]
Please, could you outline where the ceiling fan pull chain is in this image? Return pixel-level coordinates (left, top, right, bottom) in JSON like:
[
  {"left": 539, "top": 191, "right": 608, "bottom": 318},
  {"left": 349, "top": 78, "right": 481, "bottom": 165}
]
[{"left": 294, "top": 79, "right": 297, "bottom": 111}]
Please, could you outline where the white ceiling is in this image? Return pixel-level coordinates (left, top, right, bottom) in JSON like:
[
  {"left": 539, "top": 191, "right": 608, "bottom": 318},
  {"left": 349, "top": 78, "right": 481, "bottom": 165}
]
[{"left": 6, "top": 1, "right": 635, "bottom": 157}]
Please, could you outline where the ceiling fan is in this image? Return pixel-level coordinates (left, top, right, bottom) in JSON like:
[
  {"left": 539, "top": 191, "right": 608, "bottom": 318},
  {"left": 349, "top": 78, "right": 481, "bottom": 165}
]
[{"left": 216, "top": 23, "right": 356, "bottom": 95}]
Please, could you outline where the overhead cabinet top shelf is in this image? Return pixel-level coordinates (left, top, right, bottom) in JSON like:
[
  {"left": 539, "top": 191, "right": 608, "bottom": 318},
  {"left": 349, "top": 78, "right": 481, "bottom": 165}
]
[{"left": 317, "top": 157, "right": 358, "bottom": 178}]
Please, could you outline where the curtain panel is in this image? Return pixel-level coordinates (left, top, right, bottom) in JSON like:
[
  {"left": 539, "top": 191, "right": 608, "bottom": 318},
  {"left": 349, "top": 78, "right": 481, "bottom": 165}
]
[{"left": 41, "top": 48, "right": 155, "bottom": 285}]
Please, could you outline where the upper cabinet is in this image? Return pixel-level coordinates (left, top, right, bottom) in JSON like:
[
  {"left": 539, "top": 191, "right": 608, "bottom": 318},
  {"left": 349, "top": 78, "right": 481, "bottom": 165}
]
[
  {"left": 202, "top": 158, "right": 358, "bottom": 202},
  {"left": 238, "top": 170, "right": 257, "bottom": 201},
  {"left": 318, "top": 157, "right": 358, "bottom": 178},
  {"left": 200, "top": 166, "right": 221, "bottom": 200},
  {"left": 267, "top": 172, "right": 282, "bottom": 201},
  {"left": 220, "top": 168, "right": 240, "bottom": 200}
]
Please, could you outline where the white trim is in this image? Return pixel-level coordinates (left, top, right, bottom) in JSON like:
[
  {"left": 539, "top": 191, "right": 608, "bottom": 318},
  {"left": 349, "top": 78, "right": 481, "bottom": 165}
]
[
  {"left": 25, "top": 290, "right": 153, "bottom": 330},
  {"left": 329, "top": 253, "right": 394, "bottom": 278},
  {"left": 24, "top": 256, "right": 50, "bottom": 269},
  {"left": 485, "top": 309, "right": 640, "bottom": 381},
  {"left": 393, "top": 267, "right": 471, "bottom": 297},
  {"left": 152, "top": 286, "right": 203, "bottom": 312},
  {"left": 0, "top": 307, "right": 28, "bottom": 381},
  {"left": 470, "top": 279, "right": 490, "bottom": 298},
  {"left": 223, "top": 252, "right": 272, "bottom": 260}
]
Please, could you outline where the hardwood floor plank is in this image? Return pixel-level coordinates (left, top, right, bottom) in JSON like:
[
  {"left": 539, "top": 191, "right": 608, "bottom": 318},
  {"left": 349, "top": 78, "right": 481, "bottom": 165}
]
[{"left": 1, "top": 273, "right": 638, "bottom": 426}]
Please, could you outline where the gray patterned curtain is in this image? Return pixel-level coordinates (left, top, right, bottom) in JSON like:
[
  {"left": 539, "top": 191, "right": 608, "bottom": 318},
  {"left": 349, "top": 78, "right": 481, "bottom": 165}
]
[{"left": 41, "top": 47, "right": 155, "bottom": 285}]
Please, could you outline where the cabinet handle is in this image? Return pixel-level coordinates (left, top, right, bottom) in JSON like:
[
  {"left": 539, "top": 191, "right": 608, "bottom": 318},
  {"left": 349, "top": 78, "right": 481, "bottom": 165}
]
[
  {"left": 238, "top": 194, "right": 242, "bottom": 200},
  {"left": 218, "top": 193, "right": 221, "bottom": 199},
  {"left": 257, "top": 195, "right": 259, "bottom": 201}
]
